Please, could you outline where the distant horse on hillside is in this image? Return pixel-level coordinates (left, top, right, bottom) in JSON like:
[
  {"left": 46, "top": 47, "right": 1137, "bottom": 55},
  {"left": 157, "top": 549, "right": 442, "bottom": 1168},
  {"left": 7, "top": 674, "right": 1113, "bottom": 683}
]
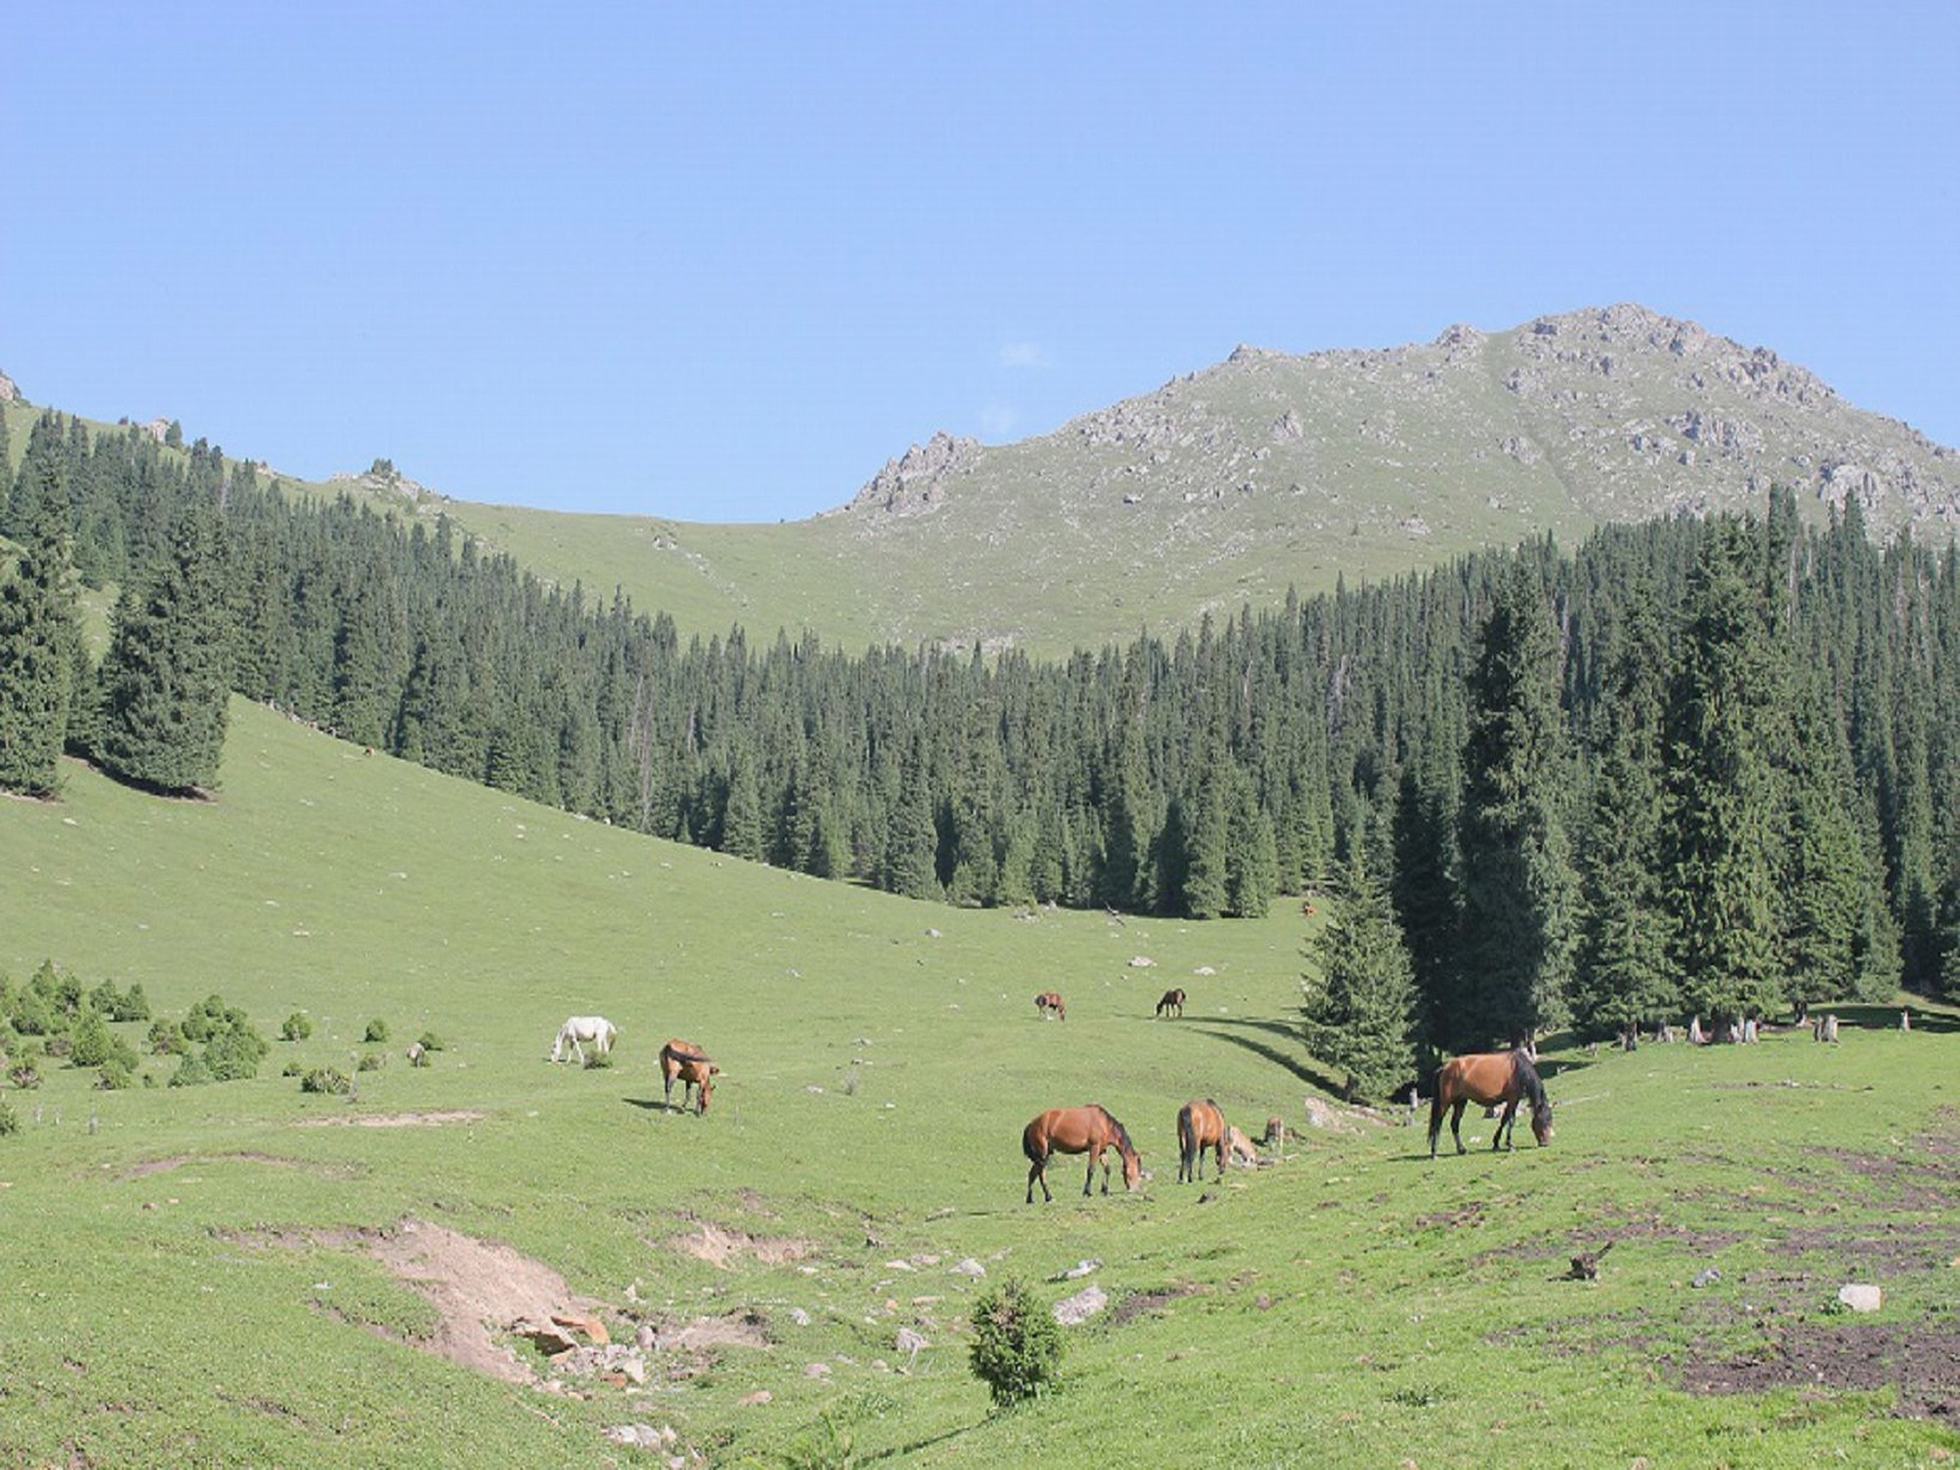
[
  {"left": 549, "top": 1015, "right": 617, "bottom": 1064},
  {"left": 1155, "top": 988, "right": 1186, "bottom": 1019},
  {"left": 1022, "top": 1105, "right": 1142, "bottom": 1202},
  {"left": 1176, "top": 1098, "right": 1227, "bottom": 1183},
  {"left": 1428, "top": 1049, "right": 1553, "bottom": 1157},
  {"left": 659, "top": 1038, "right": 719, "bottom": 1114},
  {"left": 1034, "top": 991, "right": 1067, "bottom": 1022}
]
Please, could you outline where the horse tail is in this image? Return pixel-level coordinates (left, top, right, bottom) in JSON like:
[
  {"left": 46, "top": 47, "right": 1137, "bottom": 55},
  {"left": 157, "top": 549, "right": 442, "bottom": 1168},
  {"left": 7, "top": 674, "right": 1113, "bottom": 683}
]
[
  {"left": 1427, "top": 1063, "right": 1450, "bottom": 1149},
  {"left": 1177, "top": 1103, "right": 1195, "bottom": 1176},
  {"left": 1022, "top": 1118, "right": 1046, "bottom": 1166}
]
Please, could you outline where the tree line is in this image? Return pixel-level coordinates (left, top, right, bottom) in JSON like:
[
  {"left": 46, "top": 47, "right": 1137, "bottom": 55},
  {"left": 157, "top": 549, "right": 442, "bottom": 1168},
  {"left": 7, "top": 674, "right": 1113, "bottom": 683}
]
[{"left": 2, "top": 409, "right": 1955, "bottom": 1081}]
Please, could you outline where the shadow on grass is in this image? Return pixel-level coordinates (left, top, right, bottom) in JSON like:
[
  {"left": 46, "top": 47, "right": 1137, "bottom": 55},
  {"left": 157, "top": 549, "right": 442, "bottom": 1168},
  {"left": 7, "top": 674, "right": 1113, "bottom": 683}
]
[
  {"left": 1831, "top": 1003, "right": 1960, "bottom": 1035},
  {"left": 621, "top": 1096, "right": 693, "bottom": 1114},
  {"left": 861, "top": 1415, "right": 991, "bottom": 1463},
  {"left": 1182, "top": 1016, "right": 1347, "bottom": 1098}
]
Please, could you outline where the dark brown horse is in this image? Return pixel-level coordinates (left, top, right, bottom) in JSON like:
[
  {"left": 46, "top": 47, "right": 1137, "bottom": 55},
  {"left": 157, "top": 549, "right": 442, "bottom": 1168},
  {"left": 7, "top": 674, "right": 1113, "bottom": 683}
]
[
  {"left": 1022, "top": 1105, "right": 1142, "bottom": 1202},
  {"left": 1175, "top": 1098, "right": 1226, "bottom": 1183},
  {"left": 1033, "top": 991, "right": 1067, "bottom": 1022},
  {"left": 1429, "top": 1049, "right": 1552, "bottom": 1157},
  {"left": 1155, "top": 988, "right": 1186, "bottom": 1018},
  {"left": 660, "top": 1038, "right": 719, "bottom": 1115}
]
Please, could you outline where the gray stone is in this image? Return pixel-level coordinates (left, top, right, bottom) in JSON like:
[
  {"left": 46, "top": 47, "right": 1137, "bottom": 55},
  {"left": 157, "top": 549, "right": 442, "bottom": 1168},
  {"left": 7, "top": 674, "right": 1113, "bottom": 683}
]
[
  {"left": 1052, "top": 1286, "right": 1108, "bottom": 1326},
  {"left": 1837, "top": 1283, "right": 1881, "bottom": 1313},
  {"left": 950, "top": 1258, "right": 986, "bottom": 1278}
]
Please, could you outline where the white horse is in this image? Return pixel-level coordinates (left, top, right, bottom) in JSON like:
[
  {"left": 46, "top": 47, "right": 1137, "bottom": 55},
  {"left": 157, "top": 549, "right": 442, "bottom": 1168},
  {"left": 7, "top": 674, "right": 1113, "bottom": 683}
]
[{"left": 549, "top": 1015, "right": 618, "bottom": 1064}]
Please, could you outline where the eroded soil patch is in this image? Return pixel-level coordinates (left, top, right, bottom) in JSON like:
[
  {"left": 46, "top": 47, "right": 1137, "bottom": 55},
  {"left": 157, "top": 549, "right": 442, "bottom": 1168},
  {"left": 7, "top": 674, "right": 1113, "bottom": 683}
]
[
  {"left": 236, "top": 1217, "right": 597, "bottom": 1384},
  {"left": 121, "top": 1152, "right": 363, "bottom": 1181},
  {"left": 667, "top": 1219, "right": 813, "bottom": 1270},
  {"left": 295, "top": 1109, "right": 485, "bottom": 1129},
  {"left": 1111, "top": 1282, "right": 1202, "bottom": 1328},
  {"left": 1677, "top": 1323, "right": 1960, "bottom": 1424}
]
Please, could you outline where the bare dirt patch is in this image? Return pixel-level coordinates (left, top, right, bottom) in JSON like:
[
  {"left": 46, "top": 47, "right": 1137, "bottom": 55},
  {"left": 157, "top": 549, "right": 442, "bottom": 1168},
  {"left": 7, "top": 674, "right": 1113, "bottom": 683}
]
[
  {"left": 1111, "top": 1282, "right": 1202, "bottom": 1328},
  {"left": 1815, "top": 1148, "right": 1960, "bottom": 1211},
  {"left": 668, "top": 1220, "right": 813, "bottom": 1270},
  {"left": 295, "top": 1109, "right": 485, "bottom": 1130},
  {"left": 236, "top": 1217, "right": 598, "bottom": 1385},
  {"left": 1677, "top": 1323, "right": 1960, "bottom": 1424},
  {"left": 666, "top": 1312, "right": 771, "bottom": 1351},
  {"left": 1780, "top": 1221, "right": 1960, "bottom": 1277},
  {"left": 121, "top": 1152, "right": 362, "bottom": 1181}
]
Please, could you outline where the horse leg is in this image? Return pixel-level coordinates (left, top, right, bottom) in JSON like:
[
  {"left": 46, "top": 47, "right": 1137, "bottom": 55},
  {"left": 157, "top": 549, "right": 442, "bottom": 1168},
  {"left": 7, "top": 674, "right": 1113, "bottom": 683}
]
[
  {"left": 1496, "top": 1099, "right": 1518, "bottom": 1151},
  {"left": 1429, "top": 1088, "right": 1445, "bottom": 1158},
  {"left": 1027, "top": 1152, "right": 1049, "bottom": 1205},
  {"left": 1451, "top": 1100, "right": 1468, "bottom": 1155},
  {"left": 1085, "top": 1145, "right": 1101, "bottom": 1196},
  {"left": 1212, "top": 1137, "right": 1225, "bottom": 1181}
]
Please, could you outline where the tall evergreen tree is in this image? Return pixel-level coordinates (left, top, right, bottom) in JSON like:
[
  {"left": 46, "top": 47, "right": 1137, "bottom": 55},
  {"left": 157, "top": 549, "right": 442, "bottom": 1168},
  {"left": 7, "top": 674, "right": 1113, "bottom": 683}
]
[
  {"left": 0, "top": 456, "right": 81, "bottom": 795},
  {"left": 1454, "top": 566, "right": 1577, "bottom": 1049},
  {"left": 883, "top": 734, "right": 939, "bottom": 900},
  {"left": 94, "top": 496, "right": 232, "bottom": 793},
  {"left": 1301, "top": 838, "right": 1418, "bottom": 1103},
  {"left": 1660, "top": 522, "right": 1784, "bottom": 1032}
]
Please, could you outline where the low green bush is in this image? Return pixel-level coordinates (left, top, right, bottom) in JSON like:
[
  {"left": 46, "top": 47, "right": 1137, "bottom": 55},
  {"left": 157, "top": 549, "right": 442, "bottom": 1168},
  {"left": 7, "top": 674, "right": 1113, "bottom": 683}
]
[
  {"left": 96, "top": 1062, "right": 135, "bottom": 1091},
  {"left": 300, "top": 1067, "right": 352, "bottom": 1096},
  {"left": 169, "top": 1053, "right": 213, "bottom": 1088},
  {"left": 0, "top": 1099, "right": 17, "bottom": 1136},
  {"left": 363, "top": 1019, "right": 389, "bottom": 1043},
  {"left": 5, "top": 1065, "right": 35, "bottom": 1092},
  {"left": 416, "top": 1031, "right": 444, "bottom": 1052},
  {"left": 968, "top": 1279, "right": 1064, "bottom": 1408},
  {"left": 357, "top": 1052, "right": 384, "bottom": 1072},
  {"left": 280, "top": 1012, "right": 314, "bottom": 1042},
  {"left": 148, "top": 1020, "right": 187, "bottom": 1055}
]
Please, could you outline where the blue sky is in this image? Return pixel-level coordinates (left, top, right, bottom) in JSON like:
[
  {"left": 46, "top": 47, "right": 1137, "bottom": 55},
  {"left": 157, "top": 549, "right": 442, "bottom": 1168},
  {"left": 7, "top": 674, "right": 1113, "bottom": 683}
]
[{"left": 5, "top": 3, "right": 1955, "bottom": 521}]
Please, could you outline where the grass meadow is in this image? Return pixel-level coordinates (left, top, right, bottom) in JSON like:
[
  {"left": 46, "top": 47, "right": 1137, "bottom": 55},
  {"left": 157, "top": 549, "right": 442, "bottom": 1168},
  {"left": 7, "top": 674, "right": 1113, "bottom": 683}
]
[{"left": 1, "top": 699, "right": 1955, "bottom": 1467}]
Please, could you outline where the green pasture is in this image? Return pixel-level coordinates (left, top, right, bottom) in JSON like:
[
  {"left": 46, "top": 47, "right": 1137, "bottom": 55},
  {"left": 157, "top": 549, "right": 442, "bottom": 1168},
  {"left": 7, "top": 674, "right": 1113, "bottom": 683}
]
[{"left": 1, "top": 700, "right": 1955, "bottom": 1467}]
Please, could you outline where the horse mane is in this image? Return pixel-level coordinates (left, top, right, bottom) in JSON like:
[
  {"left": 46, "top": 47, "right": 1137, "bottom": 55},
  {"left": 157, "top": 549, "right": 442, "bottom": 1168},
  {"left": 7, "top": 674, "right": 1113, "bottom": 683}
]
[
  {"left": 1097, "top": 1104, "right": 1136, "bottom": 1156},
  {"left": 1512, "top": 1049, "right": 1549, "bottom": 1111}
]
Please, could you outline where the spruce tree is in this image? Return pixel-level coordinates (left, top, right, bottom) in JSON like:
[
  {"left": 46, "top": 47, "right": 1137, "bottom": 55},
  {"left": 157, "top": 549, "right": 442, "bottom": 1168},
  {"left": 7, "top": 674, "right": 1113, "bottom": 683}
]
[
  {"left": 719, "top": 748, "right": 765, "bottom": 861},
  {"left": 95, "top": 496, "right": 232, "bottom": 793},
  {"left": 1778, "top": 678, "right": 1868, "bottom": 1017},
  {"left": 1455, "top": 566, "right": 1577, "bottom": 1049},
  {"left": 883, "top": 734, "right": 939, "bottom": 899},
  {"left": 1224, "top": 765, "right": 1278, "bottom": 917},
  {"left": 1300, "top": 841, "right": 1418, "bottom": 1103},
  {"left": 0, "top": 458, "right": 81, "bottom": 795},
  {"left": 1180, "top": 764, "right": 1231, "bottom": 919},
  {"left": 1659, "top": 522, "right": 1784, "bottom": 1031}
]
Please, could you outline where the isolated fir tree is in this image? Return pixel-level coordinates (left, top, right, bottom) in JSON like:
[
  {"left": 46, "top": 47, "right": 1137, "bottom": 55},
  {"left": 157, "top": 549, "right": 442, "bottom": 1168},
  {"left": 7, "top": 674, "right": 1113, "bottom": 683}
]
[
  {"left": 94, "top": 497, "right": 232, "bottom": 793},
  {"left": 1301, "top": 843, "right": 1418, "bottom": 1103},
  {"left": 1659, "top": 522, "right": 1784, "bottom": 1029},
  {"left": 0, "top": 458, "right": 81, "bottom": 795},
  {"left": 1454, "top": 566, "right": 1577, "bottom": 1049}
]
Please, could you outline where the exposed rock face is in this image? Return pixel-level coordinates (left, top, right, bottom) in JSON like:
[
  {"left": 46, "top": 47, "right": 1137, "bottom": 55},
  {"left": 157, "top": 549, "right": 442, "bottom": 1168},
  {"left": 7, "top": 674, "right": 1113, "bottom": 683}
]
[
  {"left": 0, "top": 370, "right": 19, "bottom": 403},
  {"left": 833, "top": 430, "right": 980, "bottom": 517}
]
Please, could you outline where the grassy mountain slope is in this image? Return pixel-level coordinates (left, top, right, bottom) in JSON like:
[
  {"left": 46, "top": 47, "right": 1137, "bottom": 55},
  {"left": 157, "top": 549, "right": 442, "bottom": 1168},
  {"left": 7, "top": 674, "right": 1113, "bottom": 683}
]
[
  {"left": 11, "top": 303, "right": 1957, "bottom": 655},
  {"left": 2, "top": 704, "right": 1956, "bottom": 1465}
]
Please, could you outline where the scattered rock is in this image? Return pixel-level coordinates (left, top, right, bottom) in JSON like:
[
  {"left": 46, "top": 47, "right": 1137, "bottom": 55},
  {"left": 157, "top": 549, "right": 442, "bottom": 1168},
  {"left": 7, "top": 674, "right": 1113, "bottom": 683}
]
[
  {"left": 739, "top": 1389, "right": 773, "bottom": 1406},
  {"left": 789, "top": 1307, "right": 811, "bottom": 1327},
  {"left": 1193, "top": 965, "right": 1216, "bottom": 976},
  {"left": 1128, "top": 956, "right": 1156, "bottom": 969},
  {"left": 895, "top": 1327, "right": 929, "bottom": 1357},
  {"left": 603, "top": 1423, "right": 677, "bottom": 1449},
  {"left": 926, "top": 928, "right": 942, "bottom": 938},
  {"left": 514, "top": 1319, "right": 582, "bottom": 1355},
  {"left": 951, "top": 1258, "right": 987, "bottom": 1279},
  {"left": 635, "top": 1324, "right": 656, "bottom": 1352},
  {"left": 1837, "top": 1283, "right": 1882, "bottom": 1313},
  {"left": 1051, "top": 1259, "right": 1102, "bottom": 1282},
  {"left": 805, "top": 1362, "right": 831, "bottom": 1378},
  {"left": 1053, "top": 1286, "right": 1108, "bottom": 1326},
  {"left": 1691, "top": 1268, "right": 1722, "bottom": 1289},
  {"left": 553, "top": 1311, "right": 609, "bottom": 1345}
]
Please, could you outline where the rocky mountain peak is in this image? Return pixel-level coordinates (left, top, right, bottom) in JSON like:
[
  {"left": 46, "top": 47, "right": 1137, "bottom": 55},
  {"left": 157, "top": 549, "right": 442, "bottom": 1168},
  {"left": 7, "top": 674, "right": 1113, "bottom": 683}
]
[{"left": 832, "top": 430, "right": 981, "bottom": 517}]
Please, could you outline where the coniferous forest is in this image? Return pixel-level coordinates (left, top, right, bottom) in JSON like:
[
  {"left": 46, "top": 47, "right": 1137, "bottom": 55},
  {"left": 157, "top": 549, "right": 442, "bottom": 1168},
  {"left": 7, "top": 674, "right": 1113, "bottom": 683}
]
[{"left": 3, "top": 409, "right": 1957, "bottom": 1074}]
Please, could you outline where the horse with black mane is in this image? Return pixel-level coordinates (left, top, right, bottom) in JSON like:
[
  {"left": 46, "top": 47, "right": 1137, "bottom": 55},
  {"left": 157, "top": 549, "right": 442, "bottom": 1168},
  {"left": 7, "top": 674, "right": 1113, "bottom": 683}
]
[
  {"left": 1033, "top": 991, "right": 1067, "bottom": 1022},
  {"left": 1022, "top": 1105, "right": 1142, "bottom": 1202},
  {"left": 1155, "top": 988, "right": 1186, "bottom": 1018},
  {"left": 660, "top": 1038, "right": 719, "bottom": 1115},
  {"left": 1428, "top": 1048, "right": 1553, "bottom": 1157},
  {"left": 1175, "top": 1098, "right": 1226, "bottom": 1183}
]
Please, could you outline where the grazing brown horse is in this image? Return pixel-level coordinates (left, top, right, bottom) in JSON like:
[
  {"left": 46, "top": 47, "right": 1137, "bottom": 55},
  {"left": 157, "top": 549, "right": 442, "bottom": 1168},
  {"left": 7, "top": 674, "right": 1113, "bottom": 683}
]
[
  {"left": 1022, "top": 1105, "right": 1142, "bottom": 1202},
  {"left": 1175, "top": 1098, "right": 1227, "bottom": 1183},
  {"left": 1155, "top": 988, "right": 1186, "bottom": 1018},
  {"left": 1428, "top": 1049, "right": 1553, "bottom": 1157},
  {"left": 660, "top": 1038, "right": 719, "bottom": 1115},
  {"left": 1033, "top": 991, "right": 1067, "bottom": 1022}
]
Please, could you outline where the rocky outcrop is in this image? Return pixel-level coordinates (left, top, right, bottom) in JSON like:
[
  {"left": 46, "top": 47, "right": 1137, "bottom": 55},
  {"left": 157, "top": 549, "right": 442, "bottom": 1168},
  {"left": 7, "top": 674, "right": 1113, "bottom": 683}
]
[
  {"left": 0, "top": 370, "right": 19, "bottom": 404},
  {"left": 833, "top": 430, "right": 980, "bottom": 517}
]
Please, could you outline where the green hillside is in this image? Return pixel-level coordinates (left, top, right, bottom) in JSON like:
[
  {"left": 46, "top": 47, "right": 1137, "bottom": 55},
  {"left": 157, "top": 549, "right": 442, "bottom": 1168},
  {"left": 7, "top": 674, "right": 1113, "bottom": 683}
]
[
  {"left": 2, "top": 703, "right": 1955, "bottom": 1465},
  {"left": 12, "top": 302, "right": 1958, "bottom": 656}
]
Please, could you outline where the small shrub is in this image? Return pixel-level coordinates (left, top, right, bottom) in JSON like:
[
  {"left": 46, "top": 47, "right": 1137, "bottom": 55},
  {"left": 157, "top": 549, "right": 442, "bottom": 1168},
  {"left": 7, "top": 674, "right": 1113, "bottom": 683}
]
[
  {"left": 583, "top": 1050, "right": 614, "bottom": 1070},
  {"left": 112, "top": 983, "right": 151, "bottom": 1023},
  {"left": 43, "top": 1034, "right": 74, "bottom": 1060},
  {"left": 0, "top": 1099, "right": 17, "bottom": 1136},
  {"left": 141, "top": 1072, "right": 158, "bottom": 1089},
  {"left": 416, "top": 1031, "right": 444, "bottom": 1052},
  {"left": 70, "top": 1011, "right": 115, "bottom": 1068},
  {"left": 280, "top": 1012, "right": 314, "bottom": 1042},
  {"left": 968, "top": 1279, "right": 1064, "bottom": 1408},
  {"left": 364, "top": 1019, "right": 390, "bottom": 1044},
  {"left": 7, "top": 1064, "right": 38, "bottom": 1091},
  {"left": 182, "top": 994, "right": 247, "bottom": 1044},
  {"left": 203, "top": 1021, "right": 269, "bottom": 1082},
  {"left": 148, "top": 1020, "right": 187, "bottom": 1055},
  {"left": 89, "top": 979, "right": 122, "bottom": 1017},
  {"left": 97, "top": 1062, "right": 135, "bottom": 1091},
  {"left": 9, "top": 990, "right": 58, "bottom": 1037},
  {"left": 281, "top": 1061, "right": 303, "bottom": 1077},
  {"left": 357, "top": 1052, "right": 384, "bottom": 1073},
  {"left": 300, "top": 1067, "right": 352, "bottom": 1096},
  {"left": 31, "top": 960, "right": 82, "bottom": 1018},
  {"left": 169, "top": 1053, "right": 213, "bottom": 1088}
]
